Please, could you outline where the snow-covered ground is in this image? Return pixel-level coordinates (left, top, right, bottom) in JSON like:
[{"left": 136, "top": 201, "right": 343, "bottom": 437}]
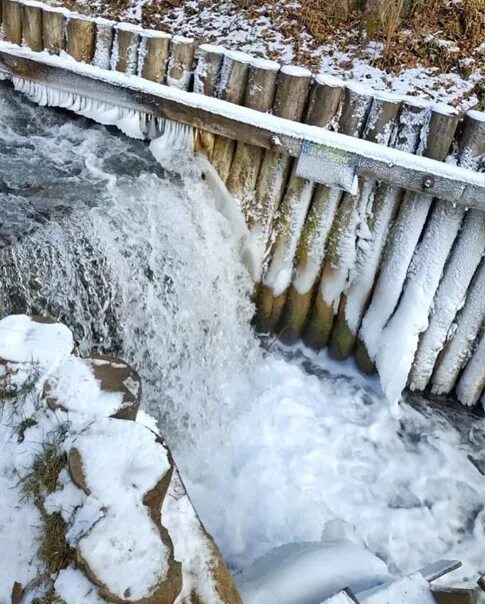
[
  {"left": 0, "top": 83, "right": 484, "bottom": 601},
  {"left": 45, "top": 0, "right": 484, "bottom": 109}
]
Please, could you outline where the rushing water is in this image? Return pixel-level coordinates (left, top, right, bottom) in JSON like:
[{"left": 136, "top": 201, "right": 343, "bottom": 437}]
[{"left": 1, "top": 82, "right": 484, "bottom": 590}]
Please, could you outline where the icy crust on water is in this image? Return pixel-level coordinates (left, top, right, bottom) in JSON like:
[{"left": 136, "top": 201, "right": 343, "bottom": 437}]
[{"left": 1, "top": 84, "right": 485, "bottom": 594}]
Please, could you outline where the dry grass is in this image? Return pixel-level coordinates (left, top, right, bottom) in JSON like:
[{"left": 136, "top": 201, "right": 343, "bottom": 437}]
[
  {"left": 21, "top": 439, "right": 67, "bottom": 505},
  {"left": 21, "top": 425, "right": 74, "bottom": 580},
  {"left": 39, "top": 512, "right": 74, "bottom": 574},
  {"left": 33, "top": 594, "right": 67, "bottom": 604}
]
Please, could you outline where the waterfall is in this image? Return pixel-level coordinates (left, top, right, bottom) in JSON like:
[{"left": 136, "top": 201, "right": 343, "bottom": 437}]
[{"left": 1, "top": 82, "right": 485, "bottom": 585}]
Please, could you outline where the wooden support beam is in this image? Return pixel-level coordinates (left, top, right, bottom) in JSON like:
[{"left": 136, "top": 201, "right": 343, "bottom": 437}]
[
  {"left": 0, "top": 44, "right": 483, "bottom": 210},
  {"left": 66, "top": 16, "right": 95, "bottom": 63},
  {"left": 41, "top": 6, "right": 65, "bottom": 54},
  {"left": 22, "top": 2, "right": 43, "bottom": 52},
  {"left": 2, "top": 0, "right": 22, "bottom": 45},
  {"left": 139, "top": 30, "right": 171, "bottom": 84},
  {"left": 113, "top": 23, "right": 140, "bottom": 74}
]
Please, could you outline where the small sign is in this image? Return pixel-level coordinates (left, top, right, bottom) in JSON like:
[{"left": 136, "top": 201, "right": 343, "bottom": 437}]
[{"left": 296, "top": 140, "right": 359, "bottom": 195}]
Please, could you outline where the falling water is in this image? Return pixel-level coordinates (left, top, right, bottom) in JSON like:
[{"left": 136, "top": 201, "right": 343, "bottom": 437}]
[{"left": 1, "top": 82, "right": 485, "bottom": 587}]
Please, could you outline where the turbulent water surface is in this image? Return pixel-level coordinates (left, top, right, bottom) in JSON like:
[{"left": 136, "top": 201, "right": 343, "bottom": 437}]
[{"left": 1, "top": 82, "right": 484, "bottom": 588}]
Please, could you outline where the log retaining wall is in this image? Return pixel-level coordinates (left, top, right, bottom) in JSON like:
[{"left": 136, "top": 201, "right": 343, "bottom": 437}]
[{"left": 0, "top": 0, "right": 484, "bottom": 406}]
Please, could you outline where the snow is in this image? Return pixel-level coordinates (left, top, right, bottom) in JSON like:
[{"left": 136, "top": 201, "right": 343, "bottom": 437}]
[
  {"left": 456, "top": 330, "right": 485, "bottom": 407},
  {"left": 375, "top": 202, "right": 465, "bottom": 404},
  {"left": 2, "top": 43, "right": 482, "bottom": 203},
  {"left": 162, "top": 469, "right": 226, "bottom": 604},
  {"left": 0, "top": 314, "right": 73, "bottom": 365},
  {"left": 361, "top": 572, "right": 436, "bottom": 603},
  {"left": 73, "top": 418, "right": 172, "bottom": 600},
  {"left": 292, "top": 188, "right": 342, "bottom": 295},
  {"left": 55, "top": 568, "right": 105, "bottom": 603},
  {"left": 410, "top": 210, "right": 485, "bottom": 392},
  {"left": 431, "top": 260, "right": 485, "bottom": 397},
  {"left": 44, "top": 356, "right": 124, "bottom": 416},
  {"left": 1, "top": 81, "right": 485, "bottom": 604},
  {"left": 236, "top": 540, "right": 390, "bottom": 604},
  {"left": 281, "top": 65, "right": 312, "bottom": 78}
]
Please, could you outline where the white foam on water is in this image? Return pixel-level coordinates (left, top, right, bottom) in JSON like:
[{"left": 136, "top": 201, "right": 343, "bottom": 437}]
[{"left": 1, "top": 83, "right": 485, "bottom": 597}]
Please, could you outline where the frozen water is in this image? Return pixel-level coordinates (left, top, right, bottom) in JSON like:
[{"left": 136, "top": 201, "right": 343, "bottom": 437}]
[{"left": 0, "top": 82, "right": 484, "bottom": 598}]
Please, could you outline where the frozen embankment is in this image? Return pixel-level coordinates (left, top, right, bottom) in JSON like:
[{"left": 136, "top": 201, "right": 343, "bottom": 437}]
[{"left": 0, "top": 315, "right": 242, "bottom": 604}]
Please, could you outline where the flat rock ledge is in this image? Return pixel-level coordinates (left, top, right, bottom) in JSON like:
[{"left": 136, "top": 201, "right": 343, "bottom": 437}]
[{"left": 0, "top": 314, "right": 242, "bottom": 604}]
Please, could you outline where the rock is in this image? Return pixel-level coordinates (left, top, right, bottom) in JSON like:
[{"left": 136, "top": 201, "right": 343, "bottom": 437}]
[
  {"left": 68, "top": 418, "right": 183, "bottom": 604},
  {"left": 85, "top": 355, "right": 142, "bottom": 421},
  {"left": 44, "top": 355, "right": 141, "bottom": 421}
]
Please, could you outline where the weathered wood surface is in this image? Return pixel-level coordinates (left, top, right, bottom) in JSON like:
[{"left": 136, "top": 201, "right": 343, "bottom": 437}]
[
  {"left": 42, "top": 6, "right": 65, "bottom": 54},
  {"left": 139, "top": 30, "right": 171, "bottom": 84},
  {"left": 2, "top": 0, "right": 22, "bottom": 44},
  {"left": 66, "top": 16, "right": 95, "bottom": 63},
  {"left": 22, "top": 3, "right": 43, "bottom": 51}
]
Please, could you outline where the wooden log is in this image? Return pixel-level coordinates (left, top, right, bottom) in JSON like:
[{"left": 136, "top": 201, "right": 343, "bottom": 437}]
[
  {"left": 327, "top": 92, "right": 403, "bottom": 359},
  {"left": 278, "top": 76, "right": 346, "bottom": 343},
  {"left": 409, "top": 209, "right": 485, "bottom": 392},
  {"left": 259, "top": 75, "right": 348, "bottom": 334},
  {"left": 166, "top": 34, "right": 196, "bottom": 90},
  {"left": 431, "top": 259, "right": 485, "bottom": 397},
  {"left": 22, "top": 2, "right": 43, "bottom": 52},
  {"left": 139, "top": 29, "right": 171, "bottom": 84},
  {"left": 456, "top": 328, "right": 485, "bottom": 407},
  {"left": 2, "top": 0, "right": 22, "bottom": 45},
  {"left": 251, "top": 65, "right": 313, "bottom": 298},
  {"left": 112, "top": 23, "right": 140, "bottom": 74},
  {"left": 1, "top": 45, "right": 482, "bottom": 207},
  {"left": 432, "top": 586, "right": 478, "bottom": 604},
  {"left": 356, "top": 103, "right": 460, "bottom": 373},
  {"left": 210, "top": 50, "right": 252, "bottom": 182},
  {"left": 369, "top": 108, "right": 481, "bottom": 396},
  {"left": 42, "top": 6, "right": 65, "bottom": 54},
  {"left": 328, "top": 99, "right": 426, "bottom": 363},
  {"left": 66, "top": 16, "right": 95, "bottom": 64},
  {"left": 92, "top": 18, "right": 115, "bottom": 70},
  {"left": 193, "top": 44, "right": 225, "bottom": 158},
  {"left": 302, "top": 82, "right": 376, "bottom": 349},
  {"left": 348, "top": 101, "right": 434, "bottom": 372},
  {"left": 225, "top": 58, "right": 279, "bottom": 207}
]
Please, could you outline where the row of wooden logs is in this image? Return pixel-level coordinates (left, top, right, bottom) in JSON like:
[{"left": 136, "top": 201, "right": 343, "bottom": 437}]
[{"left": 0, "top": 0, "right": 484, "bottom": 405}]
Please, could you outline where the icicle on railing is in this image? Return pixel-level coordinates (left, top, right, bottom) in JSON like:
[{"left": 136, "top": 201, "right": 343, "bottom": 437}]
[{"left": 12, "top": 76, "right": 167, "bottom": 140}]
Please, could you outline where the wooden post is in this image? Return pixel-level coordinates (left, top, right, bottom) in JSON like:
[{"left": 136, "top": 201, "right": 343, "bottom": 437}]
[
  {"left": 280, "top": 75, "right": 345, "bottom": 343},
  {"left": 328, "top": 92, "right": 404, "bottom": 360},
  {"left": 22, "top": 2, "right": 43, "bottom": 52},
  {"left": 356, "top": 103, "right": 460, "bottom": 373},
  {"left": 2, "top": 0, "right": 22, "bottom": 45},
  {"left": 42, "top": 6, "right": 65, "bottom": 54},
  {"left": 113, "top": 23, "right": 140, "bottom": 74},
  {"left": 166, "top": 35, "right": 196, "bottom": 90},
  {"left": 225, "top": 58, "right": 279, "bottom": 207},
  {"left": 193, "top": 44, "right": 225, "bottom": 158},
  {"left": 66, "top": 16, "right": 95, "bottom": 64},
  {"left": 259, "top": 74, "right": 347, "bottom": 334},
  {"left": 431, "top": 259, "right": 485, "bottom": 398},
  {"left": 93, "top": 18, "right": 115, "bottom": 70},
  {"left": 428, "top": 113, "right": 485, "bottom": 397},
  {"left": 456, "top": 328, "right": 484, "bottom": 407},
  {"left": 301, "top": 82, "right": 375, "bottom": 349},
  {"left": 139, "top": 29, "right": 171, "bottom": 83},
  {"left": 409, "top": 209, "right": 485, "bottom": 392},
  {"left": 210, "top": 50, "right": 251, "bottom": 182},
  {"left": 251, "top": 65, "right": 313, "bottom": 299}
]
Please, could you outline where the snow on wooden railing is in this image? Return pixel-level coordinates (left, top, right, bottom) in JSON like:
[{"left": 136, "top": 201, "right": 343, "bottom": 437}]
[{"left": 0, "top": 0, "right": 484, "bottom": 407}]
